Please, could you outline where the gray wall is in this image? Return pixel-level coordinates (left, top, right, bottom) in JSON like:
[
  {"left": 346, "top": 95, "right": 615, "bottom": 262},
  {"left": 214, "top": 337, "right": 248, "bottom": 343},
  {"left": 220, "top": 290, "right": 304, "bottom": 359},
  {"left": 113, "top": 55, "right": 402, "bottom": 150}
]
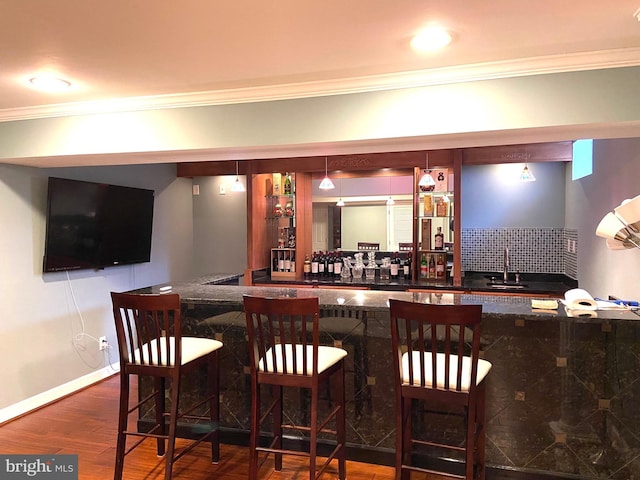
[
  {"left": 566, "top": 137, "right": 640, "bottom": 300},
  {"left": 0, "top": 163, "right": 194, "bottom": 416},
  {"left": 192, "top": 175, "right": 247, "bottom": 275},
  {"left": 461, "top": 162, "right": 566, "bottom": 228}
]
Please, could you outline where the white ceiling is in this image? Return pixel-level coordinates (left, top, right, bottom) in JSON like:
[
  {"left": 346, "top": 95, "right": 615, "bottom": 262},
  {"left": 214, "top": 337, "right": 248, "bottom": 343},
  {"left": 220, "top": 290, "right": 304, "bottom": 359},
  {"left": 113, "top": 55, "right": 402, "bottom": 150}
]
[{"left": 1, "top": 0, "right": 640, "bottom": 163}]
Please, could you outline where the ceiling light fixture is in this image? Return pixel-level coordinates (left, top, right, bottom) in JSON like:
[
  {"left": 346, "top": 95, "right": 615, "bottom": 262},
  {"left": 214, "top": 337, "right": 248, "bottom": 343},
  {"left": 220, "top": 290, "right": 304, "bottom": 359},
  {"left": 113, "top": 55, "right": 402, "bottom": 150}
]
[
  {"left": 230, "top": 161, "right": 246, "bottom": 192},
  {"left": 28, "top": 76, "right": 71, "bottom": 92},
  {"left": 418, "top": 152, "right": 436, "bottom": 190},
  {"left": 411, "top": 26, "right": 452, "bottom": 52},
  {"left": 318, "top": 157, "right": 335, "bottom": 190},
  {"left": 519, "top": 163, "right": 536, "bottom": 182}
]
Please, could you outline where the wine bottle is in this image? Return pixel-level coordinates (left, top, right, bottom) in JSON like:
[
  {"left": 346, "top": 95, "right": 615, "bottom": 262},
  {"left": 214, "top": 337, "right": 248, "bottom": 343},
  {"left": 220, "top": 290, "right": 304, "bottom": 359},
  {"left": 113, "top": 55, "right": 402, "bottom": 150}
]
[
  {"left": 318, "top": 251, "right": 325, "bottom": 275},
  {"left": 390, "top": 252, "right": 399, "bottom": 278},
  {"left": 420, "top": 253, "right": 428, "bottom": 278},
  {"left": 284, "top": 253, "right": 291, "bottom": 272},
  {"left": 334, "top": 252, "right": 342, "bottom": 276},
  {"left": 311, "top": 251, "right": 319, "bottom": 275},
  {"left": 283, "top": 172, "right": 292, "bottom": 195},
  {"left": 404, "top": 254, "right": 411, "bottom": 278},
  {"left": 436, "top": 254, "right": 445, "bottom": 279},
  {"left": 290, "top": 253, "right": 296, "bottom": 273},
  {"left": 327, "top": 251, "right": 334, "bottom": 275},
  {"left": 434, "top": 226, "right": 444, "bottom": 250},
  {"left": 303, "top": 254, "right": 311, "bottom": 276},
  {"left": 428, "top": 254, "right": 436, "bottom": 279}
]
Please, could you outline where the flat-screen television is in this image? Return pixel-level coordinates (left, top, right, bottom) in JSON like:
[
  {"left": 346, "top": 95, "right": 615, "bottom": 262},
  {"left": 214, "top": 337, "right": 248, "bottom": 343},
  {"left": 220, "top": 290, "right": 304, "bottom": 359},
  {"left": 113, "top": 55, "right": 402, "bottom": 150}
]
[{"left": 43, "top": 177, "right": 155, "bottom": 273}]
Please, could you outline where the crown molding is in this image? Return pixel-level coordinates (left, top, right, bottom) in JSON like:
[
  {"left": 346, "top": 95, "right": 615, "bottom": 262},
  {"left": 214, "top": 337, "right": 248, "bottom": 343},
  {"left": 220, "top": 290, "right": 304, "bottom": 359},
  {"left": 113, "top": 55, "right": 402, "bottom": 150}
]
[{"left": 1, "top": 47, "right": 639, "bottom": 123}]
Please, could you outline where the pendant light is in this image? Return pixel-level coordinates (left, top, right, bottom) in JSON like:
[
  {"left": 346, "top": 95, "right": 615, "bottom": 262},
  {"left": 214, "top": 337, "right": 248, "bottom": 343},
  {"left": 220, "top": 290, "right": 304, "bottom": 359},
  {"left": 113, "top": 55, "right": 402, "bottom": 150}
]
[
  {"left": 519, "top": 163, "right": 536, "bottom": 182},
  {"left": 336, "top": 178, "right": 345, "bottom": 206},
  {"left": 318, "top": 157, "right": 335, "bottom": 190},
  {"left": 230, "top": 161, "right": 246, "bottom": 192},
  {"left": 418, "top": 152, "right": 436, "bottom": 189}
]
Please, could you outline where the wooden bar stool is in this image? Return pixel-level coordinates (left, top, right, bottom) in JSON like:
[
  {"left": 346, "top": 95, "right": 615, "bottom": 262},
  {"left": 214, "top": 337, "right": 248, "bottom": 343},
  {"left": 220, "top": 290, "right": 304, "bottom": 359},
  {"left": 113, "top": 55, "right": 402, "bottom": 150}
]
[
  {"left": 389, "top": 299, "right": 492, "bottom": 480},
  {"left": 111, "top": 292, "right": 223, "bottom": 480},
  {"left": 243, "top": 295, "right": 347, "bottom": 480}
]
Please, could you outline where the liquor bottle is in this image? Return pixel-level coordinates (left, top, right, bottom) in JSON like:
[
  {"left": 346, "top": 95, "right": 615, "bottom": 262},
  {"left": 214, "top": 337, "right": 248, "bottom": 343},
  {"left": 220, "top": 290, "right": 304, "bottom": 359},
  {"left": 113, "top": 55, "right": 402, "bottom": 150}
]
[
  {"left": 284, "top": 253, "right": 291, "bottom": 272},
  {"left": 334, "top": 252, "right": 342, "bottom": 276},
  {"left": 404, "top": 254, "right": 411, "bottom": 278},
  {"left": 428, "top": 254, "right": 436, "bottom": 279},
  {"left": 390, "top": 252, "right": 399, "bottom": 278},
  {"left": 303, "top": 254, "right": 311, "bottom": 276},
  {"left": 434, "top": 226, "right": 444, "bottom": 250},
  {"left": 327, "top": 251, "right": 334, "bottom": 275},
  {"left": 436, "top": 254, "right": 445, "bottom": 279},
  {"left": 311, "top": 251, "right": 319, "bottom": 275},
  {"left": 420, "top": 253, "right": 428, "bottom": 278},
  {"left": 283, "top": 172, "right": 292, "bottom": 195}
]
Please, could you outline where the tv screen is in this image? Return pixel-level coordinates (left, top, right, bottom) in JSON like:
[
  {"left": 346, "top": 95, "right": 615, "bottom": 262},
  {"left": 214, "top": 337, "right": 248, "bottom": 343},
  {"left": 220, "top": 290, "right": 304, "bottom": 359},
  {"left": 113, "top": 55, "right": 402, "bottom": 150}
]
[{"left": 43, "top": 177, "right": 155, "bottom": 273}]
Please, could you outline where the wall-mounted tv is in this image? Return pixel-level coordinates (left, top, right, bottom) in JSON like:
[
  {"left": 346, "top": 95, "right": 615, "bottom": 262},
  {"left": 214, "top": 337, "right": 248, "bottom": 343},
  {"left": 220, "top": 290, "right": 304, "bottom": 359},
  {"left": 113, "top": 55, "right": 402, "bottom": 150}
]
[{"left": 43, "top": 177, "right": 155, "bottom": 273}]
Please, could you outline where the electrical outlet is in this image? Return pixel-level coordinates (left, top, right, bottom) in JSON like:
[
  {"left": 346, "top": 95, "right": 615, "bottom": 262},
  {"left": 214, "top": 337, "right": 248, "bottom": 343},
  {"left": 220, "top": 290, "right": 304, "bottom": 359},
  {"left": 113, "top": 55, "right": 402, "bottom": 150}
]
[{"left": 99, "top": 336, "right": 108, "bottom": 351}]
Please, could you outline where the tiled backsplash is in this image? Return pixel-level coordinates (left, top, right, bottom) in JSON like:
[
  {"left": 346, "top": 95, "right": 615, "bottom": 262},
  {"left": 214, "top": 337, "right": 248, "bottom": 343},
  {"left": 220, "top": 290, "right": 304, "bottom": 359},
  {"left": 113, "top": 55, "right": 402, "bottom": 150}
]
[{"left": 461, "top": 228, "right": 577, "bottom": 279}]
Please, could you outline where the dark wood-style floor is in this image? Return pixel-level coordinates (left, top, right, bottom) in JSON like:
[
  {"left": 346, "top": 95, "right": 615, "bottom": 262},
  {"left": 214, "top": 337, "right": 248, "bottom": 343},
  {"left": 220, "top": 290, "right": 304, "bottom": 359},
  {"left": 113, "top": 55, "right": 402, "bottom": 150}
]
[{"left": 0, "top": 375, "right": 446, "bottom": 479}]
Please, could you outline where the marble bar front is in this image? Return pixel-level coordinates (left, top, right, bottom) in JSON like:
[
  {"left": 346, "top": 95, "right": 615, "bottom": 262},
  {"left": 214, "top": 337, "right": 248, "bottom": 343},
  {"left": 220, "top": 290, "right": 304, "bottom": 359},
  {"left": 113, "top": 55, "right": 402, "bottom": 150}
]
[{"left": 132, "top": 275, "right": 640, "bottom": 480}]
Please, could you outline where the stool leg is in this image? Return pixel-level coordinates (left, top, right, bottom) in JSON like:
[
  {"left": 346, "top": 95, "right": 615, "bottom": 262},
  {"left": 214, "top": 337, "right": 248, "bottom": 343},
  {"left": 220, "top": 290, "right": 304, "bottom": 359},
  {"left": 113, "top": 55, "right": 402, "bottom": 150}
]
[
  {"left": 401, "top": 397, "right": 412, "bottom": 480},
  {"left": 477, "top": 383, "right": 487, "bottom": 480},
  {"left": 309, "top": 383, "right": 318, "bottom": 480},
  {"left": 274, "top": 385, "right": 283, "bottom": 471},
  {"left": 248, "top": 378, "right": 260, "bottom": 480},
  {"left": 208, "top": 352, "right": 220, "bottom": 463},
  {"left": 336, "top": 362, "right": 347, "bottom": 480},
  {"left": 114, "top": 372, "right": 129, "bottom": 480},
  {"left": 164, "top": 376, "right": 180, "bottom": 480},
  {"left": 155, "top": 377, "right": 166, "bottom": 457}
]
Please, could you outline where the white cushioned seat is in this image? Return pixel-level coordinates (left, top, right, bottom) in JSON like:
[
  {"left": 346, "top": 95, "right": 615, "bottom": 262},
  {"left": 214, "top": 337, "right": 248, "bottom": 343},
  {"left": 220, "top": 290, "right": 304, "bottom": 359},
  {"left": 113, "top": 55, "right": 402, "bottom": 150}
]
[
  {"left": 401, "top": 351, "right": 492, "bottom": 391},
  {"left": 259, "top": 344, "right": 348, "bottom": 375},
  {"left": 133, "top": 337, "right": 223, "bottom": 366}
]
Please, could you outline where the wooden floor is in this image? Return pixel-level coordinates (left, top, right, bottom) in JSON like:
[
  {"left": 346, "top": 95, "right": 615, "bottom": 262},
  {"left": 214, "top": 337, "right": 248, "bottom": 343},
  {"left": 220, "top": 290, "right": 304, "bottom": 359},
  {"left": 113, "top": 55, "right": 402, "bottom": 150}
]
[{"left": 0, "top": 375, "right": 447, "bottom": 479}]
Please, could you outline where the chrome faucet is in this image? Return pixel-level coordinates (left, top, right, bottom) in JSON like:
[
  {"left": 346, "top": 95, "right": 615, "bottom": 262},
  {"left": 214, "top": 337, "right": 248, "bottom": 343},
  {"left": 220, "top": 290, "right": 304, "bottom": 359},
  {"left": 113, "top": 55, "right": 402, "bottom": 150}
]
[{"left": 503, "top": 247, "right": 510, "bottom": 283}]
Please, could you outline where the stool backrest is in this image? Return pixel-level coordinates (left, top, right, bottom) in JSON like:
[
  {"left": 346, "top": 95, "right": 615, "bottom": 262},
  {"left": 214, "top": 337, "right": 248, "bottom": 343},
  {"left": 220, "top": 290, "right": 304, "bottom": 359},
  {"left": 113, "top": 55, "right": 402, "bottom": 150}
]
[
  {"left": 111, "top": 292, "right": 182, "bottom": 374},
  {"left": 243, "top": 295, "right": 320, "bottom": 377},
  {"left": 389, "top": 299, "right": 483, "bottom": 398}
]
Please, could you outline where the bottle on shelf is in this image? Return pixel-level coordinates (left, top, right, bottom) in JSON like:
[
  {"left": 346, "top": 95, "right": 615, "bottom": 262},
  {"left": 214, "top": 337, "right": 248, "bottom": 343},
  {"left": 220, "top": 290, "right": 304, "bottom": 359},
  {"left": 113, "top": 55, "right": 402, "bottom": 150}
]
[
  {"left": 283, "top": 172, "right": 292, "bottom": 195},
  {"left": 334, "top": 252, "right": 342, "bottom": 277},
  {"left": 403, "top": 254, "right": 411, "bottom": 278},
  {"left": 434, "top": 226, "right": 444, "bottom": 250},
  {"left": 278, "top": 253, "right": 285, "bottom": 272},
  {"left": 428, "top": 254, "right": 436, "bottom": 279},
  {"left": 327, "top": 251, "right": 334, "bottom": 275},
  {"left": 420, "top": 253, "right": 428, "bottom": 278},
  {"left": 423, "top": 193, "right": 433, "bottom": 216},
  {"left": 390, "top": 252, "right": 399, "bottom": 278},
  {"left": 273, "top": 255, "right": 279, "bottom": 273},
  {"left": 311, "top": 251, "right": 319, "bottom": 275},
  {"left": 290, "top": 253, "right": 296, "bottom": 273},
  {"left": 284, "top": 253, "right": 291, "bottom": 272},
  {"left": 436, "top": 197, "right": 448, "bottom": 216},
  {"left": 436, "top": 254, "right": 445, "bottom": 280},
  {"left": 318, "top": 251, "right": 325, "bottom": 275},
  {"left": 303, "top": 254, "right": 311, "bottom": 276}
]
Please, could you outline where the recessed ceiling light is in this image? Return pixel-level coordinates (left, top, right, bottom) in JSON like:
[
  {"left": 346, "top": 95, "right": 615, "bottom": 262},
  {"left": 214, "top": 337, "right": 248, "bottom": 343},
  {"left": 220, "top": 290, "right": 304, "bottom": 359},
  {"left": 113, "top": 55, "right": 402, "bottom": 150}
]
[
  {"left": 411, "top": 26, "right": 452, "bottom": 52},
  {"left": 29, "top": 76, "right": 72, "bottom": 92}
]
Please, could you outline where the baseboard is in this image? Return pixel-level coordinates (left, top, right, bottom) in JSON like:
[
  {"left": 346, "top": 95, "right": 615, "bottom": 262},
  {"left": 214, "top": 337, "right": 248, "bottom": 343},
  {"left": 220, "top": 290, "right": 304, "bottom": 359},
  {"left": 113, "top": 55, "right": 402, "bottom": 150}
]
[{"left": 0, "top": 364, "right": 120, "bottom": 425}]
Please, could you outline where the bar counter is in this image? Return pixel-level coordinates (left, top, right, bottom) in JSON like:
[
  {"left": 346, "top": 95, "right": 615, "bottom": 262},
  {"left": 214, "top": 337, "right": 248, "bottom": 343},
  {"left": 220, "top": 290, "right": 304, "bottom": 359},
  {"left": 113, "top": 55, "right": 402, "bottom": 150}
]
[{"left": 133, "top": 275, "right": 640, "bottom": 480}]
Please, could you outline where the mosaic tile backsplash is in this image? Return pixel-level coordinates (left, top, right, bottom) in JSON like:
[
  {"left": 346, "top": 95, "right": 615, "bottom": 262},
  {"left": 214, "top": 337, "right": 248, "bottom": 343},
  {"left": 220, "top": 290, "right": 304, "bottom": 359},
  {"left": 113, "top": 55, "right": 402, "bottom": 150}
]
[{"left": 462, "top": 228, "right": 577, "bottom": 280}]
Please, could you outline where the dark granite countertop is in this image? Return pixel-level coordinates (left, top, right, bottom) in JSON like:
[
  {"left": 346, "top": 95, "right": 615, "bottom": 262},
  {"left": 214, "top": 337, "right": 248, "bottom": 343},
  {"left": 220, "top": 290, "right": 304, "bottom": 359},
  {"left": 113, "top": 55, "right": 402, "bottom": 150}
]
[
  {"left": 253, "top": 270, "right": 576, "bottom": 296},
  {"left": 132, "top": 273, "right": 638, "bottom": 323}
]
